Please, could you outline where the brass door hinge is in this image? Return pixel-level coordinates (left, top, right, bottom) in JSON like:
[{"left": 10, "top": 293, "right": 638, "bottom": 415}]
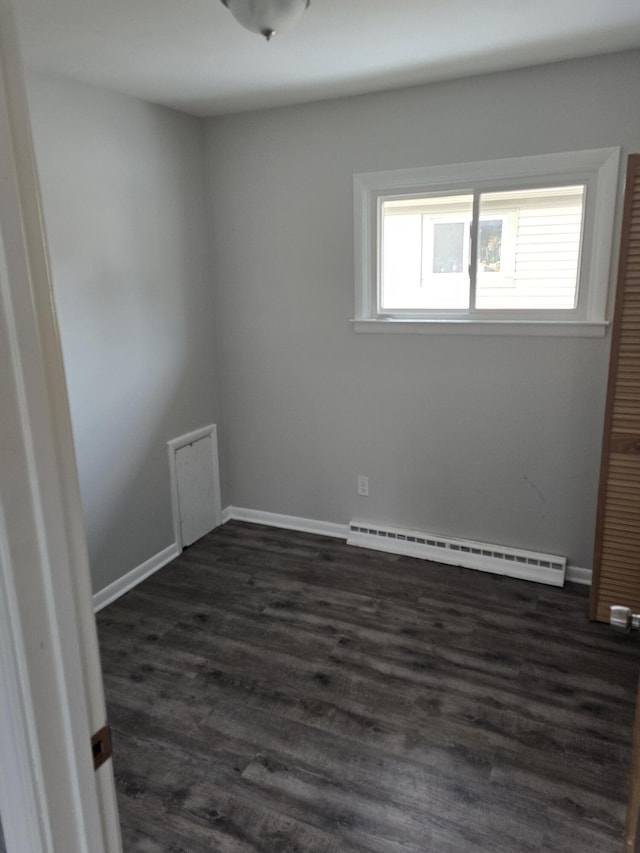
[{"left": 91, "top": 725, "right": 112, "bottom": 771}]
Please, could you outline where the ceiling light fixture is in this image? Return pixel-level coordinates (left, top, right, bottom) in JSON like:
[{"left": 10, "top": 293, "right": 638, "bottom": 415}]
[{"left": 220, "top": 0, "right": 311, "bottom": 41}]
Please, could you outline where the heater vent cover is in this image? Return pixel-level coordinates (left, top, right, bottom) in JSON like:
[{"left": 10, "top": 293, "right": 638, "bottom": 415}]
[{"left": 348, "top": 520, "right": 566, "bottom": 586}]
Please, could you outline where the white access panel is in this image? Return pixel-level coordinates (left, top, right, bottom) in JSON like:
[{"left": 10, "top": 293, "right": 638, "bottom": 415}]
[{"left": 171, "top": 426, "right": 221, "bottom": 548}]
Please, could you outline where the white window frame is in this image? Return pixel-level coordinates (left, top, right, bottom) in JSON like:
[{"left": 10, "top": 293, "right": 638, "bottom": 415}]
[{"left": 353, "top": 148, "right": 620, "bottom": 336}]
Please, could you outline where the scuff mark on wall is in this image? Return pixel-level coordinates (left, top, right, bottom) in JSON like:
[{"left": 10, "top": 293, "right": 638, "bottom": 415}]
[{"left": 523, "top": 474, "right": 546, "bottom": 505}]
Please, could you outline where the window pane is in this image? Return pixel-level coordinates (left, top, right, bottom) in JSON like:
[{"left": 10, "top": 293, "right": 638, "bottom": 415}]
[
  {"left": 381, "top": 212, "right": 422, "bottom": 308},
  {"left": 433, "top": 222, "right": 465, "bottom": 273},
  {"left": 381, "top": 194, "right": 473, "bottom": 310},
  {"left": 475, "top": 185, "right": 584, "bottom": 310},
  {"left": 478, "top": 220, "right": 503, "bottom": 273}
]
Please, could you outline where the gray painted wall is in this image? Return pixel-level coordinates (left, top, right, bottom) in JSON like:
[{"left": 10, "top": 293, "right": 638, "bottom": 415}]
[
  {"left": 205, "top": 50, "right": 640, "bottom": 570},
  {"left": 27, "top": 73, "right": 222, "bottom": 593}
]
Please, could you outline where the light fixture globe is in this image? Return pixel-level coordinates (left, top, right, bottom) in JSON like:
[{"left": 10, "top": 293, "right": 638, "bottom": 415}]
[{"left": 220, "top": 0, "right": 311, "bottom": 41}]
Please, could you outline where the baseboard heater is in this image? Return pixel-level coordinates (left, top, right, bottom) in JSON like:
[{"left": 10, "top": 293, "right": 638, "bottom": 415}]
[{"left": 347, "top": 519, "right": 566, "bottom": 587}]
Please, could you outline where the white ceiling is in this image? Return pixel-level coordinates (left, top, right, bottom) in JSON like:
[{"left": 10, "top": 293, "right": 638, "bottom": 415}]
[{"left": 14, "top": 0, "right": 640, "bottom": 117}]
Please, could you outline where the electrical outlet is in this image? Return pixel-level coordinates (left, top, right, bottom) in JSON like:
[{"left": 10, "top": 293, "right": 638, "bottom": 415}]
[{"left": 357, "top": 475, "right": 369, "bottom": 496}]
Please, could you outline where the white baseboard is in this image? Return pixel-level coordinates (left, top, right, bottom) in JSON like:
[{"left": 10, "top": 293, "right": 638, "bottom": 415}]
[
  {"left": 89, "top": 523, "right": 592, "bottom": 611},
  {"left": 222, "top": 506, "right": 592, "bottom": 587},
  {"left": 566, "top": 564, "right": 592, "bottom": 586},
  {"left": 92, "top": 542, "right": 180, "bottom": 612},
  {"left": 222, "top": 506, "right": 348, "bottom": 540}
]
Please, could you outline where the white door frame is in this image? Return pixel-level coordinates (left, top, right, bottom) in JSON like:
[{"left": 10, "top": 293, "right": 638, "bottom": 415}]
[{"left": 0, "top": 1, "right": 122, "bottom": 850}]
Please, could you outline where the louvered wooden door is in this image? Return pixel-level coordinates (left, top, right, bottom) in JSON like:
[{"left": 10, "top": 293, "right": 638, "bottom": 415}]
[{"left": 591, "top": 154, "right": 640, "bottom": 623}]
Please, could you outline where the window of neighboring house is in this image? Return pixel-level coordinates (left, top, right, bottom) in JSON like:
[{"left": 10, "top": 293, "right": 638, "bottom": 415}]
[{"left": 353, "top": 148, "right": 620, "bottom": 336}]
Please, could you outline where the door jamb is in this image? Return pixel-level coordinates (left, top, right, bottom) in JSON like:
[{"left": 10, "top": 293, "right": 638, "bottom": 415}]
[{"left": 0, "top": 1, "right": 122, "bottom": 849}]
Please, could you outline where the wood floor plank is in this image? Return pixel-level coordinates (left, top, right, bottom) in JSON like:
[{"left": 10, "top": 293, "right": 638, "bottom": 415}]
[{"left": 98, "top": 521, "right": 640, "bottom": 852}]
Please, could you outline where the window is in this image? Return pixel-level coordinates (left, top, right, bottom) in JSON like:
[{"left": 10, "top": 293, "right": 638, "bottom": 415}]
[{"left": 353, "top": 149, "right": 620, "bottom": 335}]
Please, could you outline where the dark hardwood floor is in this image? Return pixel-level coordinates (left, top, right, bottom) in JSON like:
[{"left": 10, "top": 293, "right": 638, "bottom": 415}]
[{"left": 97, "top": 521, "right": 640, "bottom": 852}]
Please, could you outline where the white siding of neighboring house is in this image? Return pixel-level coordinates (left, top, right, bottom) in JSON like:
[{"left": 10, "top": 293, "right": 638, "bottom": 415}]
[{"left": 477, "top": 190, "right": 584, "bottom": 309}]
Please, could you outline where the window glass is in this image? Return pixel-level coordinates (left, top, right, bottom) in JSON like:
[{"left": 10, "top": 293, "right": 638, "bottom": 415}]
[
  {"left": 381, "top": 194, "right": 473, "bottom": 311},
  {"left": 475, "top": 186, "right": 584, "bottom": 310},
  {"left": 433, "top": 222, "right": 465, "bottom": 273},
  {"left": 478, "top": 220, "right": 503, "bottom": 273},
  {"left": 380, "top": 186, "right": 584, "bottom": 313}
]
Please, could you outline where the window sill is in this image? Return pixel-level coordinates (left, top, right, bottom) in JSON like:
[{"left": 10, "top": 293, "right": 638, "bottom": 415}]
[{"left": 350, "top": 319, "right": 609, "bottom": 337}]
